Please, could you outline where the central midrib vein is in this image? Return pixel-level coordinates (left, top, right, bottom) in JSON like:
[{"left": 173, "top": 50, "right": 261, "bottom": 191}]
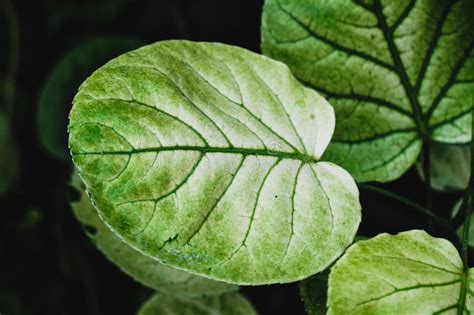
[
  {"left": 373, "top": 0, "right": 427, "bottom": 137},
  {"left": 457, "top": 268, "right": 469, "bottom": 314},
  {"left": 73, "top": 145, "right": 318, "bottom": 163}
]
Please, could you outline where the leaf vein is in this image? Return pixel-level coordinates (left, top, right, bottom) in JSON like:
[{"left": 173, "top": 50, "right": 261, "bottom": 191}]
[{"left": 276, "top": 0, "right": 396, "bottom": 72}]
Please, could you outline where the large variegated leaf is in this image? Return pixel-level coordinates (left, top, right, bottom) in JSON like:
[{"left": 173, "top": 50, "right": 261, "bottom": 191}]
[
  {"left": 262, "top": 0, "right": 473, "bottom": 182},
  {"left": 70, "top": 169, "right": 236, "bottom": 296},
  {"left": 327, "top": 230, "right": 474, "bottom": 314},
  {"left": 137, "top": 292, "right": 258, "bottom": 315},
  {"left": 68, "top": 40, "right": 361, "bottom": 284}
]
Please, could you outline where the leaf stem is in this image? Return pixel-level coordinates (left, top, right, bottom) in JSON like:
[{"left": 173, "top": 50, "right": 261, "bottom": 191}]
[
  {"left": 460, "top": 109, "right": 474, "bottom": 269},
  {"left": 422, "top": 140, "right": 432, "bottom": 211},
  {"left": 461, "top": 191, "right": 473, "bottom": 269},
  {"left": 359, "top": 184, "right": 450, "bottom": 227},
  {"left": 457, "top": 107, "right": 473, "bottom": 315}
]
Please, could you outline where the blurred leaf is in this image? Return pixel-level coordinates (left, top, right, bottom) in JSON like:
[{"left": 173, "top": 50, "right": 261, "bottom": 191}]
[
  {"left": 37, "top": 37, "right": 143, "bottom": 160},
  {"left": 417, "top": 142, "right": 470, "bottom": 191},
  {"left": 137, "top": 291, "right": 258, "bottom": 315},
  {"left": 0, "top": 290, "right": 26, "bottom": 315},
  {"left": 70, "top": 169, "right": 237, "bottom": 297},
  {"left": 17, "top": 207, "right": 42, "bottom": 231},
  {"left": 47, "top": 0, "right": 130, "bottom": 33},
  {"left": 299, "top": 271, "right": 328, "bottom": 315},
  {"left": 0, "top": 110, "right": 19, "bottom": 195}
]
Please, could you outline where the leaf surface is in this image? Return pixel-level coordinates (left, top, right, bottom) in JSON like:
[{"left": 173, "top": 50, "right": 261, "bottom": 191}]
[
  {"left": 262, "top": 0, "right": 474, "bottom": 182},
  {"left": 68, "top": 40, "right": 361, "bottom": 284},
  {"left": 327, "top": 230, "right": 474, "bottom": 314},
  {"left": 70, "top": 170, "right": 236, "bottom": 296},
  {"left": 137, "top": 292, "right": 258, "bottom": 315}
]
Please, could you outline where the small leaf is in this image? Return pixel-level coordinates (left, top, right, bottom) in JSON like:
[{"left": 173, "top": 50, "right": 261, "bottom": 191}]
[
  {"left": 70, "top": 169, "right": 236, "bottom": 296},
  {"left": 300, "top": 271, "right": 328, "bottom": 315},
  {"left": 37, "top": 37, "right": 143, "bottom": 160},
  {"left": 68, "top": 40, "right": 361, "bottom": 284},
  {"left": 327, "top": 230, "right": 474, "bottom": 314},
  {"left": 137, "top": 292, "right": 258, "bottom": 315},
  {"left": 416, "top": 142, "right": 470, "bottom": 191},
  {"left": 262, "top": 0, "right": 473, "bottom": 182}
]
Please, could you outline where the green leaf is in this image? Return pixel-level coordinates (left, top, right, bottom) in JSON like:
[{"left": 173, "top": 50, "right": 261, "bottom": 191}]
[
  {"left": 327, "top": 230, "right": 474, "bottom": 314},
  {"left": 416, "top": 142, "right": 470, "bottom": 191},
  {"left": 70, "top": 169, "right": 236, "bottom": 296},
  {"left": 137, "top": 292, "right": 258, "bottom": 315},
  {"left": 261, "top": 0, "right": 473, "bottom": 182},
  {"left": 37, "top": 37, "right": 143, "bottom": 160},
  {"left": 0, "top": 111, "right": 18, "bottom": 195},
  {"left": 68, "top": 40, "right": 361, "bottom": 284},
  {"left": 300, "top": 271, "right": 329, "bottom": 315}
]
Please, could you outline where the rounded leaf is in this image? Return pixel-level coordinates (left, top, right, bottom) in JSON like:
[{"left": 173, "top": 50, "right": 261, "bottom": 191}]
[
  {"left": 68, "top": 40, "right": 361, "bottom": 284},
  {"left": 327, "top": 230, "right": 474, "bottom": 314}
]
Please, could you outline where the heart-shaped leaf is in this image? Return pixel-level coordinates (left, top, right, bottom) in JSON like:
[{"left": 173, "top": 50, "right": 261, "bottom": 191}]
[
  {"left": 70, "top": 169, "right": 237, "bottom": 296},
  {"left": 68, "top": 40, "right": 361, "bottom": 284},
  {"left": 262, "top": 0, "right": 473, "bottom": 182},
  {"left": 137, "top": 292, "right": 258, "bottom": 315},
  {"left": 327, "top": 230, "right": 474, "bottom": 314}
]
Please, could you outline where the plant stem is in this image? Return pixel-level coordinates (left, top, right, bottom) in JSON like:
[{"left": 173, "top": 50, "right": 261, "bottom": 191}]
[
  {"left": 460, "top": 109, "right": 474, "bottom": 269},
  {"left": 422, "top": 139, "right": 435, "bottom": 233},
  {"left": 422, "top": 139, "right": 432, "bottom": 210},
  {"left": 457, "top": 108, "right": 473, "bottom": 315},
  {"left": 461, "top": 190, "right": 473, "bottom": 269},
  {"left": 3, "top": 0, "right": 20, "bottom": 118},
  {"left": 359, "top": 184, "right": 451, "bottom": 228}
]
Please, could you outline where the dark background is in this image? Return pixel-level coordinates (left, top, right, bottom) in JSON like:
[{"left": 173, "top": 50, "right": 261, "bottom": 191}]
[{"left": 0, "top": 0, "right": 464, "bottom": 314}]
